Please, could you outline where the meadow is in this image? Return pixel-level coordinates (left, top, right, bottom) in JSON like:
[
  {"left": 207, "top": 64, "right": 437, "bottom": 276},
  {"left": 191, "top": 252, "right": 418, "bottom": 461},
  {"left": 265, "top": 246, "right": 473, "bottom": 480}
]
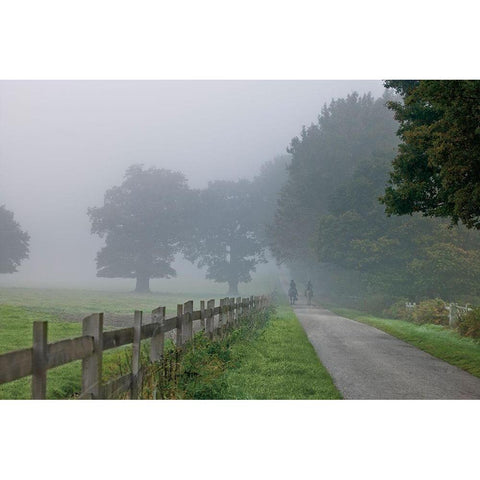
[{"left": 1, "top": 275, "right": 339, "bottom": 399}]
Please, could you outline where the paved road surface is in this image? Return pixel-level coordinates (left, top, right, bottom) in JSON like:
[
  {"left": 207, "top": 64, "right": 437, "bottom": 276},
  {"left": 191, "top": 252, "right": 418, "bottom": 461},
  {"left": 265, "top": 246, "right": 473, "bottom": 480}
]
[{"left": 292, "top": 302, "right": 480, "bottom": 399}]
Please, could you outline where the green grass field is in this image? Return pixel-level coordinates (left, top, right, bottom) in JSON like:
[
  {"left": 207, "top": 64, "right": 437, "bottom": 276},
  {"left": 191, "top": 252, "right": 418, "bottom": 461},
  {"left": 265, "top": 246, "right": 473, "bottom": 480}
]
[
  {"left": 0, "top": 286, "right": 218, "bottom": 318},
  {"left": 0, "top": 287, "right": 226, "bottom": 399},
  {"left": 218, "top": 304, "right": 342, "bottom": 399},
  {"left": 330, "top": 306, "right": 480, "bottom": 379},
  {"left": 0, "top": 283, "right": 340, "bottom": 400}
]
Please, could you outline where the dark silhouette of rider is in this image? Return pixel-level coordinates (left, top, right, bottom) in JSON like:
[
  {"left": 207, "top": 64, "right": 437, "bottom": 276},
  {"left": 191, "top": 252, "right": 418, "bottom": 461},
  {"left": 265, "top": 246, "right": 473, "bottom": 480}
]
[
  {"left": 305, "top": 280, "right": 313, "bottom": 305},
  {"left": 289, "top": 280, "right": 298, "bottom": 304}
]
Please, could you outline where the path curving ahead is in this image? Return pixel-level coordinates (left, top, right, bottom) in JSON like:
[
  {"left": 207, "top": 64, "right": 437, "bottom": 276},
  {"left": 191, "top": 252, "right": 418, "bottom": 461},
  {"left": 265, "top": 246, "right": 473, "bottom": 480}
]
[{"left": 292, "top": 302, "right": 480, "bottom": 399}]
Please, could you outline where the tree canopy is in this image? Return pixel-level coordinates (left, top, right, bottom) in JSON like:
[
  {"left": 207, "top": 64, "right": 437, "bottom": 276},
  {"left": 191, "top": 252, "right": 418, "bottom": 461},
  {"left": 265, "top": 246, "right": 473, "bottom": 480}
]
[
  {"left": 88, "top": 165, "right": 191, "bottom": 292},
  {"left": 382, "top": 80, "right": 480, "bottom": 228},
  {"left": 314, "top": 153, "right": 480, "bottom": 300},
  {"left": 185, "top": 179, "right": 267, "bottom": 295},
  {"left": 267, "top": 88, "right": 480, "bottom": 302},
  {"left": 0, "top": 205, "right": 30, "bottom": 273},
  {"left": 269, "top": 91, "right": 399, "bottom": 263}
]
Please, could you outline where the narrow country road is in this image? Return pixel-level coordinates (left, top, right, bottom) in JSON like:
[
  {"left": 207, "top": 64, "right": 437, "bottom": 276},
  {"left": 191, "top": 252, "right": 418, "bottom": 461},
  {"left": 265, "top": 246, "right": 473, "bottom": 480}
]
[{"left": 292, "top": 302, "right": 480, "bottom": 399}]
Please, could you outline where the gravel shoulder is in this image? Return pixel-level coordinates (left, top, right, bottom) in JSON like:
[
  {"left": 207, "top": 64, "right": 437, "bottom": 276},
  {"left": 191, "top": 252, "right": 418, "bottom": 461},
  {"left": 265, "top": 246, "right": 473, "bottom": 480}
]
[{"left": 292, "top": 303, "right": 480, "bottom": 399}]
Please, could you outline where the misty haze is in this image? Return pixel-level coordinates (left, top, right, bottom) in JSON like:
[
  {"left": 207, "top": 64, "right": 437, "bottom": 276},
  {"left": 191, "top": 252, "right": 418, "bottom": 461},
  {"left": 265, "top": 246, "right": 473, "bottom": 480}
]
[
  {"left": 2, "top": 80, "right": 480, "bottom": 401},
  {"left": 0, "top": 80, "right": 384, "bottom": 290}
]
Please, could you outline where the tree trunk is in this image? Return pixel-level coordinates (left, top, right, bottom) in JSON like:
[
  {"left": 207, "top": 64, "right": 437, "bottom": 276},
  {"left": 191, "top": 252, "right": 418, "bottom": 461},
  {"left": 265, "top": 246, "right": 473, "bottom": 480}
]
[
  {"left": 135, "top": 275, "right": 151, "bottom": 293},
  {"left": 227, "top": 280, "right": 239, "bottom": 296}
]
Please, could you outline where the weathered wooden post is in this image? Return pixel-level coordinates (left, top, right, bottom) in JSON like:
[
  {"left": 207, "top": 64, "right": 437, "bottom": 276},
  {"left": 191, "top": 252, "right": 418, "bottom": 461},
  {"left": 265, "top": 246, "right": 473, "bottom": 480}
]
[
  {"left": 184, "top": 300, "right": 193, "bottom": 344},
  {"left": 229, "top": 297, "right": 235, "bottom": 325},
  {"left": 32, "top": 321, "right": 48, "bottom": 399},
  {"left": 150, "top": 306, "right": 165, "bottom": 362},
  {"left": 206, "top": 299, "right": 215, "bottom": 339},
  {"left": 200, "top": 300, "right": 206, "bottom": 332},
  {"left": 131, "top": 310, "right": 142, "bottom": 399},
  {"left": 219, "top": 298, "right": 225, "bottom": 331},
  {"left": 81, "top": 313, "right": 103, "bottom": 399},
  {"left": 236, "top": 297, "right": 241, "bottom": 325},
  {"left": 176, "top": 304, "right": 183, "bottom": 347}
]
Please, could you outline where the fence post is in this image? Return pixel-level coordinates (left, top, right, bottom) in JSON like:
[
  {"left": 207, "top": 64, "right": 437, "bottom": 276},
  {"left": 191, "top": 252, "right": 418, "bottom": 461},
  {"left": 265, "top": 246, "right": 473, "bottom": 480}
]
[
  {"left": 235, "top": 297, "right": 241, "bottom": 325},
  {"left": 150, "top": 306, "right": 165, "bottom": 362},
  {"left": 81, "top": 313, "right": 103, "bottom": 399},
  {"left": 176, "top": 304, "right": 183, "bottom": 347},
  {"left": 225, "top": 298, "right": 230, "bottom": 330},
  {"left": 206, "top": 299, "right": 215, "bottom": 339},
  {"left": 131, "top": 310, "right": 142, "bottom": 399},
  {"left": 32, "top": 321, "right": 48, "bottom": 399},
  {"left": 200, "top": 300, "right": 206, "bottom": 332},
  {"left": 219, "top": 298, "right": 225, "bottom": 330},
  {"left": 184, "top": 300, "right": 193, "bottom": 344},
  {"left": 229, "top": 297, "right": 235, "bottom": 325}
]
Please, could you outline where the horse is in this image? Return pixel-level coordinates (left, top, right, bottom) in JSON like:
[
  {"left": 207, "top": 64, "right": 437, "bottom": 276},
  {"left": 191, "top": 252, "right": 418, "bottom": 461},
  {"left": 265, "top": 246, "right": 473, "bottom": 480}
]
[
  {"left": 288, "top": 286, "right": 298, "bottom": 305},
  {"left": 305, "top": 286, "right": 313, "bottom": 305}
]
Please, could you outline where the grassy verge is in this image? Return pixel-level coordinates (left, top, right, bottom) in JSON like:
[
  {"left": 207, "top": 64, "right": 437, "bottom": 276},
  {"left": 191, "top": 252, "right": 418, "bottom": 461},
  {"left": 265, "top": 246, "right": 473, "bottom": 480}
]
[
  {"left": 218, "top": 305, "right": 341, "bottom": 399},
  {"left": 329, "top": 306, "right": 480, "bottom": 378},
  {"left": 138, "top": 303, "right": 341, "bottom": 399}
]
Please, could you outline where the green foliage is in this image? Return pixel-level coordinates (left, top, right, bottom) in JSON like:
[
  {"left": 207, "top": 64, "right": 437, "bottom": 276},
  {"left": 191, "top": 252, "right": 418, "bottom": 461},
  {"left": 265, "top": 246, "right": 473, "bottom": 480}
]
[
  {"left": 456, "top": 308, "right": 480, "bottom": 339},
  {"left": 0, "top": 205, "right": 30, "bottom": 273},
  {"left": 382, "top": 299, "right": 411, "bottom": 320},
  {"left": 311, "top": 118, "right": 480, "bottom": 300},
  {"left": 88, "top": 165, "right": 191, "bottom": 292},
  {"left": 185, "top": 179, "right": 267, "bottom": 295},
  {"left": 411, "top": 299, "right": 449, "bottom": 325},
  {"left": 382, "top": 80, "right": 480, "bottom": 229},
  {"left": 269, "top": 91, "right": 398, "bottom": 264},
  {"left": 139, "top": 307, "right": 273, "bottom": 399}
]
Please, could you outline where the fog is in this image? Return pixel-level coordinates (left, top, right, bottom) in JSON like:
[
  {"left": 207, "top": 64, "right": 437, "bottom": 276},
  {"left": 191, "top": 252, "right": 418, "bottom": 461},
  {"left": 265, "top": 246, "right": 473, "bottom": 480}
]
[{"left": 0, "top": 80, "right": 384, "bottom": 290}]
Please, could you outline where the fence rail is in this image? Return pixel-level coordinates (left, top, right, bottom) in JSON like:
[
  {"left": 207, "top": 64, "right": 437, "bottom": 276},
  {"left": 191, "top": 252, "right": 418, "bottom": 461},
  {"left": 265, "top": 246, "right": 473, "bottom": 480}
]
[
  {"left": 405, "top": 301, "right": 473, "bottom": 327},
  {"left": 0, "top": 295, "right": 268, "bottom": 399}
]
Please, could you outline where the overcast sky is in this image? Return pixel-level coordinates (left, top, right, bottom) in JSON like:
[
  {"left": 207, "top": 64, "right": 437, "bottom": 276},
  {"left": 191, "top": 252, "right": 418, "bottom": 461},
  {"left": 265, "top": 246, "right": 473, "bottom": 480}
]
[{"left": 0, "top": 80, "right": 385, "bottom": 288}]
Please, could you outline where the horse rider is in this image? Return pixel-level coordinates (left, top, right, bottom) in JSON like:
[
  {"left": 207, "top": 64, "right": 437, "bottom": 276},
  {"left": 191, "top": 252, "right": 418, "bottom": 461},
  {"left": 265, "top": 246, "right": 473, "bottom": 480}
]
[{"left": 289, "top": 280, "right": 298, "bottom": 304}]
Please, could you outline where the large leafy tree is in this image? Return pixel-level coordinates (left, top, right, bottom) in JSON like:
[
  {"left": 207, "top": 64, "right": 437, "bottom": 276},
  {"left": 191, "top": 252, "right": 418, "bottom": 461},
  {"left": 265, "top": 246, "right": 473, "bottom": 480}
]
[
  {"left": 185, "top": 179, "right": 266, "bottom": 295},
  {"left": 88, "top": 165, "right": 191, "bottom": 293},
  {"left": 315, "top": 154, "right": 480, "bottom": 300},
  {"left": 270, "top": 91, "right": 399, "bottom": 263},
  {"left": 382, "top": 80, "right": 480, "bottom": 228},
  {"left": 0, "top": 205, "right": 30, "bottom": 273}
]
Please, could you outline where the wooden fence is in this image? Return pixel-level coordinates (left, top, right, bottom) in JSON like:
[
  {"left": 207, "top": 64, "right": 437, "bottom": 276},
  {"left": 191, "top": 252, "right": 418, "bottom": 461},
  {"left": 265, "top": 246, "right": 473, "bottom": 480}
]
[
  {"left": 405, "top": 301, "right": 472, "bottom": 327},
  {"left": 0, "top": 295, "right": 268, "bottom": 400}
]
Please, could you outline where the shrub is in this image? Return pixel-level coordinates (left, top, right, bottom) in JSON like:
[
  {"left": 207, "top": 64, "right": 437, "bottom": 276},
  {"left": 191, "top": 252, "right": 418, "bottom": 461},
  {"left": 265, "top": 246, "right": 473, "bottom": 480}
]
[
  {"left": 456, "top": 308, "right": 480, "bottom": 339},
  {"left": 383, "top": 299, "right": 411, "bottom": 320},
  {"left": 411, "top": 299, "right": 448, "bottom": 325}
]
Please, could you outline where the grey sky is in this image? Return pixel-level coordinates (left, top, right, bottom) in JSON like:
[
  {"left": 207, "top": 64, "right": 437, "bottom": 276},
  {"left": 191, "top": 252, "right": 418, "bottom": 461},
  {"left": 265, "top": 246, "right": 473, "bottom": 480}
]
[{"left": 0, "top": 80, "right": 385, "bottom": 288}]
